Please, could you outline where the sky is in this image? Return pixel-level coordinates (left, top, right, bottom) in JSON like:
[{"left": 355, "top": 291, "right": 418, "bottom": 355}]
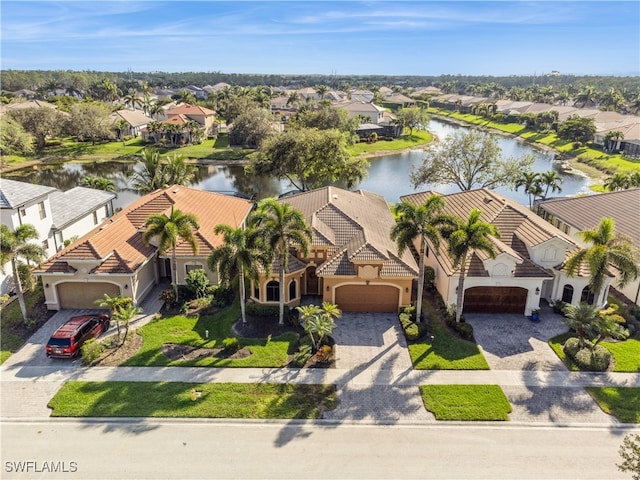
[{"left": 1, "top": 1, "right": 639, "bottom": 76}]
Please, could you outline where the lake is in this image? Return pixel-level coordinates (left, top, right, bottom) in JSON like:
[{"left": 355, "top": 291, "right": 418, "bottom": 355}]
[{"left": 5, "top": 118, "right": 592, "bottom": 209}]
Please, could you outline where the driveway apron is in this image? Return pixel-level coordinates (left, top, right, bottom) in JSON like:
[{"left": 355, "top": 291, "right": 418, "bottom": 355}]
[{"left": 323, "top": 312, "right": 433, "bottom": 423}]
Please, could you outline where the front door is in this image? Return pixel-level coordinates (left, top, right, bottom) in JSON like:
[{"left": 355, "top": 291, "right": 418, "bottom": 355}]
[{"left": 306, "top": 267, "right": 318, "bottom": 295}]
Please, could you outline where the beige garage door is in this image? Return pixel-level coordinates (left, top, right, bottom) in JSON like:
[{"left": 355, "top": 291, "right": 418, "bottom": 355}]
[
  {"left": 463, "top": 286, "right": 528, "bottom": 314},
  {"left": 335, "top": 285, "right": 399, "bottom": 313},
  {"left": 57, "top": 282, "right": 120, "bottom": 309}
]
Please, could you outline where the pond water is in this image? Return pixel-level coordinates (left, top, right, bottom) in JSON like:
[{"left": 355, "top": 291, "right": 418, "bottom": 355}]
[{"left": 5, "top": 118, "right": 592, "bottom": 210}]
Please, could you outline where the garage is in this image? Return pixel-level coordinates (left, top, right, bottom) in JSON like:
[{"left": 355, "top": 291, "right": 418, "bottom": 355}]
[
  {"left": 463, "top": 286, "right": 528, "bottom": 314},
  {"left": 57, "top": 282, "right": 120, "bottom": 309},
  {"left": 335, "top": 285, "right": 399, "bottom": 313}
]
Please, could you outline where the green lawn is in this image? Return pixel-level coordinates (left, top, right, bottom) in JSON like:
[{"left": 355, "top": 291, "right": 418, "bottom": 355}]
[
  {"left": 419, "top": 385, "right": 512, "bottom": 421},
  {"left": 348, "top": 130, "right": 432, "bottom": 156},
  {"left": 585, "top": 387, "right": 640, "bottom": 423},
  {"left": 549, "top": 333, "right": 640, "bottom": 372},
  {"left": 48, "top": 381, "right": 337, "bottom": 418},
  {"left": 121, "top": 302, "right": 298, "bottom": 367},
  {"left": 408, "top": 306, "right": 489, "bottom": 370}
]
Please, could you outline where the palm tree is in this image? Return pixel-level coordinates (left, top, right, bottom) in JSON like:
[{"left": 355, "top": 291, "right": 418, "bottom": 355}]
[
  {"left": 96, "top": 294, "right": 135, "bottom": 344},
  {"left": 390, "top": 195, "right": 448, "bottom": 323},
  {"left": 515, "top": 171, "right": 542, "bottom": 208},
  {"left": 113, "top": 302, "right": 143, "bottom": 345},
  {"left": 564, "top": 217, "right": 639, "bottom": 307},
  {"left": 131, "top": 148, "right": 166, "bottom": 193},
  {"left": 604, "top": 130, "right": 624, "bottom": 152},
  {"left": 207, "top": 224, "right": 271, "bottom": 324},
  {"left": 604, "top": 173, "right": 631, "bottom": 192},
  {"left": 440, "top": 209, "right": 500, "bottom": 322},
  {"left": 296, "top": 302, "right": 341, "bottom": 350},
  {"left": 143, "top": 206, "right": 200, "bottom": 301},
  {"left": 539, "top": 170, "right": 563, "bottom": 199},
  {"left": 0, "top": 224, "right": 47, "bottom": 324},
  {"left": 82, "top": 176, "right": 116, "bottom": 192},
  {"left": 251, "top": 199, "right": 312, "bottom": 325},
  {"left": 163, "top": 153, "right": 196, "bottom": 186},
  {"left": 574, "top": 85, "right": 597, "bottom": 108},
  {"left": 123, "top": 89, "right": 142, "bottom": 110}
]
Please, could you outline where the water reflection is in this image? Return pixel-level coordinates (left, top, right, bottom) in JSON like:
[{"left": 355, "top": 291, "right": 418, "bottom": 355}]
[{"left": 4, "top": 119, "right": 591, "bottom": 209}]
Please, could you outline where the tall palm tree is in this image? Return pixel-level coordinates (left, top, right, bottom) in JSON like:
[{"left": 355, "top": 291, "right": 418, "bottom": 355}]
[
  {"left": 564, "top": 217, "right": 639, "bottom": 307},
  {"left": 539, "top": 170, "right": 563, "bottom": 199},
  {"left": 515, "top": 171, "right": 542, "bottom": 208},
  {"left": 131, "top": 148, "right": 166, "bottom": 193},
  {"left": 143, "top": 206, "right": 199, "bottom": 301},
  {"left": 207, "top": 224, "right": 271, "bottom": 324},
  {"left": 390, "top": 195, "right": 449, "bottom": 323},
  {"left": 440, "top": 209, "right": 500, "bottom": 322},
  {"left": 604, "top": 173, "right": 631, "bottom": 192},
  {"left": 251, "top": 199, "right": 312, "bottom": 325},
  {"left": 163, "top": 153, "right": 196, "bottom": 186},
  {"left": 123, "top": 89, "right": 142, "bottom": 110},
  {"left": 0, "top": 224, "right": 47, "bottom": 324}
]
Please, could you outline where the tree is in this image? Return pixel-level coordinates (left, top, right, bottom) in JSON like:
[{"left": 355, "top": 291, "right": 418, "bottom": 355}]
[
  {"left": 91, "top": 79, "right": 120, "bottom": 103},
  {"left": 557, "top": 115, "right": 596, "bottom": 144},
  {"left": 564, "top": 218, "right": 639, "bottom": 307},
  {"left": 515, "top": 171, "right": 542, "bottom": 209},
  {"left": 96, "top": 294, "right": 139, "bottom": 345},
  {"left": 68, "top": 102, "right": 114, "bottom": 144},
  {"left": 112, "top": 302, "right": 142, "bottom": 346},
  {"left": 440, "top": 209, "right": 499, "bottom": 322},
  {"left": 130, "top": 148, "right": 166, "bottom": 193},
  {"left": 290, "top": 106, "right": 358, "bottom": 134},
  {"left": 562, "top": 302, "right": 628, "bottom": 350},
  {"left": 0, "top": 116, "right": 34, "bottom": 156},
  {"left": 7, "top": 107, "right": 65, "bottom": 151},
  {"left": 390, "top": 195, "right": 448, "bottom": 323},
  {"left": 172, "top": 90, "right": 197, "bottom": 105},
  {"left": 574, "top": 85, "right": 597, "bottom": 108},
  {"left": 207, "top": 224, "right": 271, "bottom": 324},
  {"left": 411, "top": 130, "right": 534, "bottom": 191},
  {"left": 143, "top": 206, "right": 199, "bottom": 301},
  {"left": 81, "top": 176, "right": 116, "bottom": 192},
  {"left": 251, "top": 199, "right": 312, "bottom": 325},
  {"left": 163, "top": 153, "right": 196, "bottom": 186},
  {"left": 539, "top": 170, "right": 563, "bottom": 199},
  {"left": 250, "top": 127, "right": 368, "bottom": 192},
  {"left": 296, "top": 302, "right": 341, "bottom": 350},
  {"left": 604, "top": 173, "right": 631, "bottom": 192},
  {"left": 0, "top": 224, "right": 47, "bottom": 325},
  {"left": 395, "top": 106, "right": 429, "bottom": 137},
  {"left": 618, "top": 434, "right": 640, "bottom": 480},
  {"left": 123, "top": 89, "right": 142, "bottom": 110},
  {"left": 604, "top": 130, "right": 624, "bottom": 152},
  {"left": 228, "top": 108, "right": 278, "bottom": 148}
]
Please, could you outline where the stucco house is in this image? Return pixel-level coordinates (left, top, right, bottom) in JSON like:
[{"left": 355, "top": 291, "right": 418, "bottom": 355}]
[
  {"left": 109, "top": 109, "right": 154, "bottom": 138},
  {"left": 165, "top": 103, "right": 216, "bottom": 135},
  {"left": 538, "top": 188, "right": 640, "bottom": 306},
  {"left": 401, "top": 189, "right": 589, "bottom": 316},
  {"left": 36, "top": 185, "right": 253, "bottom": 310},
  {"left": 0, "top": 179, "right": 116, "bottom": 295},
  {"left": 250, "top": 186, "right": 418, "bottom": 313}
]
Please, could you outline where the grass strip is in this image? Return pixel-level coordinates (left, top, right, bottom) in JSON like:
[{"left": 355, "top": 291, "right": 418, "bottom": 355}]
[
  {"left": 585, "top": 387, "right": 640, "bottom": 423},
  {"left": 419, "top": 384, "right": 511, "bottom": 421},
  {"left": 48, "top": 381, "right": 337, "bottom": 419}
]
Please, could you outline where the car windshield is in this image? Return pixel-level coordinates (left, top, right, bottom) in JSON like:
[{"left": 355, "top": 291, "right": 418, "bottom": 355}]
[{"left": 48, "top": 338, "right": 71, "bottom": 347}]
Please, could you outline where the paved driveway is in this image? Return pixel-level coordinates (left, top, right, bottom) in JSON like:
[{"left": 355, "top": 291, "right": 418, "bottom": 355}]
[{"left": 466, "top": 305, "right": 569, "bottom": 371}]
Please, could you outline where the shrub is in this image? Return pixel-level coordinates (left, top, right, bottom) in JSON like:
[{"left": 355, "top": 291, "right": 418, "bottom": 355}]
[
  {"left": 292, "top": 344, "right": 312, "bottom": 367},
  {"left": 246, "top": 302, "right": 279, "bottom": 317},
  {"left": 563, "top": 337, "right": 581, "bottom": 357},
  {"left": 185, "top": 269, "right": 210, "bottom": 299},
  {"left": 0, "top": 293, "right": 10, "bottom": 304},
  {"left": 213, "top": 286, "right": 234, "bottom": 307},
  {"left": 222, "top": 337, "right": 239, "bottom": 352},
  {"left": 81, "top": 338, "right": 104, "bottom": 365},
  {"left": 450, "top": 321, "right": 474, "bottom": 341},
  {"left": 315, "top": 345, "right": 333, "bottom": 363},
  {"left": 569, "top": 344, "right": 612, "bottom": 371},
  {"left": 159, "top": 289, "right": 176, "bottom": 307}
]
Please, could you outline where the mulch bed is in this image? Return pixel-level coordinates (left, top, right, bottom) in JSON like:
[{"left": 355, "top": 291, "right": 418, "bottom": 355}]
[
  {"left": 231, "top": 314, "right": 305, "bottom": 338},
  {"left": 161, "top": 343, "right": 252, "bottom": 362}
]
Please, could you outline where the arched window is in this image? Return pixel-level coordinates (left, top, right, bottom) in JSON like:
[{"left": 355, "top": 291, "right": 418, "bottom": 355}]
[
  {"left": 266, "top": 281, "right": 279, "bottom": 302},
  {"left": 288, "top": 280, "right": 297, "bottom": 301},
  {"left": 561, "top": 284, "right": 574, "bottom": 304},
  {"left": 581, "top": 286, "right": 595, "bottom": 305}
]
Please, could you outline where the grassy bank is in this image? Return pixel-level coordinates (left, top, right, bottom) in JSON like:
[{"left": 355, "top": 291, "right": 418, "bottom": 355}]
[{"left": 48, "top": 381, "right": 337, "bottom": 418}]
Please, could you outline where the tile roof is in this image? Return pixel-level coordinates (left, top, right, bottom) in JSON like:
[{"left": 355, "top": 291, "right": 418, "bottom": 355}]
[
  {"left": 401, "top": 188, "right": 574, "bottom": 278},
  {"left": 0, "top": 179, "right": 57, "bottom": 209},
  {"left": 538, "top": 188, "right": 640, "bottom": 249},
  {"left": 49, "top": 187, "right": 116, "bottom": 229},
  {"left": 166, "top": 104, "right": 215, "bottom": 116},
  {"left": 110, "top": 109, "right": 153, "bottom": 127},
  {"left": 282, "top": 187, "right": 418, "bottom": 278},
  {"left": 37, "top": 186, "right": 253, "bottom": 275}
]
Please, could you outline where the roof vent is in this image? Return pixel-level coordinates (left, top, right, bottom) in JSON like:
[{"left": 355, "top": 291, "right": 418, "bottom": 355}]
[{"left": 332, "top": 194, "right": 338, "bottom": 200}]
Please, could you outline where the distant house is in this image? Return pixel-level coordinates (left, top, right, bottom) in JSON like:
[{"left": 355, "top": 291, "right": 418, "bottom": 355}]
[
  {"left": 36, "top": 185, "right": 253, "bottom": 310},
  {"left": 251, "top": 187, "right": 418, "bottom": 313},
  {"left": 0, "top": 179, "right": 116, "bottom": 295},
  {"left": 538, "top": 189, "right": 640, "bottom": 306},
  {"left": 402, "top": 189, "right": 585, "bottom": 315},
  {"left": 109, "top": 109, "right": 154, "bottom": 138},
  {"left": 165, "top": 103, "right": 216, "bottom": 135}
]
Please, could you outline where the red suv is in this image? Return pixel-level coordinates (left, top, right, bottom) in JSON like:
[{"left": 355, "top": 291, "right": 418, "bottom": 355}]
[{"left": 46, "top": 314, "right": 110, "bottom": 359}]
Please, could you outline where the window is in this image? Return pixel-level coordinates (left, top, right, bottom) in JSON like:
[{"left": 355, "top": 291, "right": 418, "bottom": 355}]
[
  {"left": 581, "top": 286, "right": 595, "bottom": 305},
  {"left": 20, "top": 208, "right": 27, "bottom": 218},
  {"left": 185, "top": 264, "right": 203, "bottom": 274},
  {"left": 561, "top": 284, "right": 574, "bottom": 304},
  {"left": 93, "top": 211, "right": 98, "bottom": 225},
  {"left": 104, "top": 205, "right": 109, "bottom": 217},
  {"left": 288, "top": 280, "right": 297, "bottom": 301},
  {"left": 266, "top": 281, "right": 279, "bottom": 302},
  {"left": 42, "top": 239, "right": 49, "bottom": 250},
  {"left": 425, "top": 246, "right": 429, "bottom": 258},
  {"left": 38, "top": 202, "right": 46, "bottom": 219}
]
